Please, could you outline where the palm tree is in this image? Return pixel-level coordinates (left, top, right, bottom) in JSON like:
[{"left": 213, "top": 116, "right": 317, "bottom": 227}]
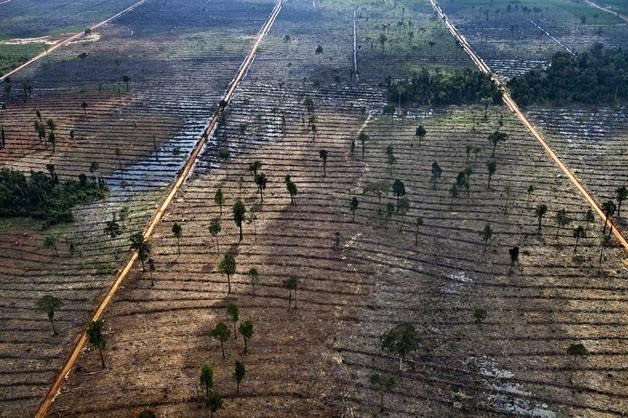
[
  {"left": 255, "top": 173, "right": 267, "bottom": 202},
  {"left": 88, "top": 320, "right": 106, "bottom": 368},
  {"left": 602, "top": 200, "right": 616, "bottom": 235},
  {"left": 359, "top": 132, "right": 368, "bottom": 159},
  {"left": 392, "top": 179, "right": 405, "bottom": 210},
  {"left": 227, "top": 303, "right": 239, "bottom": 340},
  {"left": 615, "top": 186, "right": 627, "bottom": 216},
  {"left": 208, "top": 218, "right": 221, "bottom": 253},
  {"left": 350, "top": 197, "right": 359, "bottom": 222},
  {"left": 239, "top": 320, "right": 253, "bottom": 354},
  {"left": 233, "top": 200, "right": 246, "bottom": 241},
  {"left": 104, "top": 214, "right": 121, "bottom": 238},
  {"left": 36, "top": 295, "right": 63, "bottom": 335},
  {"left": 283, "top": 276, "right": 299, "bottom": 310},
  {"left": 233, "top": 361, "right": 246, "bottom": 393},
  {"left": 218, "top": 253, "right": 236, "bottom": 294},
  {"left": 535, "top": 204, "right": 548, "bottom": 231},
  {"left": 573, "top": 226, "right": 585, "bottom": 254},
  {"left": 479, "top": 224, "right": 493, "bottom": 254},
  {"left": 319, "top": 149, "right": 328, "bottom": 176},
  {"left": 130, "top": 233, "right": 151, "bottom": 271},
  {"left": 210, "top": 322, "right": 230, "bottom": 359},
  {"left": 486, "top": 160, "right": 496, "bottom": 189},
  {"left": 214, "top": 188, "right": 225, "bottom": 215},
  {"left": 554, "top": 209, "right": 571, "bottom": 239},
  {"left": 200, "top": 363, "right": 213, "bottom": 400},
  {"left": 488, "top": 130, "right": 507, "bottom": 157}
]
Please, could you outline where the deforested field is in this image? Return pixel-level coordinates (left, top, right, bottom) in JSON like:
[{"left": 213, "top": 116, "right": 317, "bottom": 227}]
[{"left": 0, "top": 0, "right": 627, "bottom": 417}]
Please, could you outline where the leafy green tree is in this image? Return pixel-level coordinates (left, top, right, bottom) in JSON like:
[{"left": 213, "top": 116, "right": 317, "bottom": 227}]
[
  {"left": 479, "top": 224, "right": 493, "bottom": 253},
  {"left": 535, "top": 204, "right": 548, "bottom": 231},
  {"left": 34, "top": 120, "right": 46, "bottom": 142},
  {"left": 239, "top": 320, "right": 253, "bottom": 354},
  {"left": 44, "top": 234, "right": 58, "bottom": 256},
  {"left": 431, "top": 161, "right": 442, "bottom": 190},
  {"left": 573, "top": 225, "right": 585, "bottom": 254},
  {"left": 415, "top": 217, "right": 423, "bottom": 246},
  {"left": 233, "top": 200, "right": 246, "bottom": 241},
  {"left": 233, "top": 361, "right": 246, "bottom": 393},
  {"left": 248, "top": 268, "right": 259, "bottom": 295},
  {"left": 488, "top": 130, "right": 507, "bottom": 157},
  {"left": 509, "top": 246, "right": 519, "bottom": 267},
  {"left": 358, "top": 132, "right": 368, "bottom": 159},
  {"left": 486, "top": 160, "right": 496, "bottom": 189},
  {"left": 526, "top": 185, "right": 535, "bottom": 207},
  {"left": 369, "top": 374, "right": 395, "bottom": 412},
  {"left": 602, "top": 200, "right": 616, "bottom": 235},
  {"left": 286, "top": 177, "right": 298, "bottom": 205},
  {"left": 88, "top": 320, "right": 106, "bottom": 368},
  {"left": 130, "top": 232, "right": 151, "bottom": 271},
  {"left": 474, "top": 308, "right": 487, "bottom": 323},
  {"left": 385, "top": 145, "right": 396, "bottom": 175},
  {"left": 415, "top": 125, "right": 426, "bottom": 145},
  {"left": 392, "top": 179, "right": 405, "bottom": 210},
  {"left": 36, "top": 295, "right": 63, "bottom": 335},
  {"left": 218, "top": 253, "right": 236, "bottom": 294},
  {"left": 350, "top": 197, "right": 359, "bottom": 222},
  {"left": 584, "top": 209, "right": 595, "bottom": 230},
  {"left": 210, "top": 322, "right": 230, "bottom": 359},
  {"left": 46, "top": 118, "right": 56, "bottom": 131},
  {"left": 227, "top": 303, "right": 239, "bottom": 340},
  {"left": 255, "top": 173, "right": 267, "bottom": 202},
  {"left": 248, "top": 160, "right": 262, "bottom": 179},
  {"left": 283, "top": 276, "right": 299, "bottom": 310},
  {"left": 209, "top": 218, "right": 221, "bottom": 253},
  {"left": 138, "top": 410, "right": 156, "bottom": 418},
  {"left": 363, "top": 181, "right": 387, "bottom": 203},
  {"left": 554, "top": 209, "right": 571, "bottom": 239},
  {"left": 172, "top": 222, "right": 182, "bottom": 255},
  {"left": 616, "top": 186, "right": 627, "bottom": 216},
  {"left": 381, "top": 323, "right": 418, "bottom": 370},
  {"left": 214, "top": 188, "right": 225, "bottom": 216},
  {"left": 205, "top": 392, "right": 223, "bottom": 418},
  {"left": 319, "top": 149, "right": 328, "bottom": 176},
  {"left": 200, "top": 363, "right": 213, "bottom": 400},
  {"left": 47, "top": 130, "right": 56, "bottom": 153}
]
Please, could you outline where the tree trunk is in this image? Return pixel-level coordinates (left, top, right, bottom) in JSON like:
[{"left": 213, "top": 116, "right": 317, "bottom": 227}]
[
  {"left": 294, "top": 289, "right": 297, "bottom": 309},
  {"left": 227, "top": 274, "right": 231, "bottom": 294},
  {"left": 233, "top": 322, "right": 237, "bottom": 340},
  {"left": 574, "top": 237, "right": 579, "bottom": 254},
  {"left": 50, "top": 317, "right": 57, "bottom": 335},
  {"left": 99, "top": 346, "right": 106, "bottom": 368},
  {"left": 239, "top": 224, "right": 243, "bottom": 242},
  {"left": 380, "top": 392, "right": 384, "bottom": 411},
  {"left": 287, "top": 291, "right": 292, "bottom": 311},
  {"left": 237, "top": 381, "right": 240, "bottom": 393},
  {"left": 220, "top": 341, "right": 225, "bottom": 359},
  {"left": 244, "top": 337, "right": 248, "bottom": 355}
]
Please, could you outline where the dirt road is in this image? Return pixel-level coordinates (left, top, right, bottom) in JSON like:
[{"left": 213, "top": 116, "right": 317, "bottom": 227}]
[
  {"left": 33, "top": 1, "right": 283, "bottom": 416},
  {"left": 429, "top": 0, "right": 628, "bottom": 253},
  {"left": 0, "top": 0, "right": 148, "bottom": 81}
]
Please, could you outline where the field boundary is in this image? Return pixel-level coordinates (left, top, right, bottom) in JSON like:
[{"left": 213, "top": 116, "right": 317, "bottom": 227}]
[
  {"left": 33, "top": 1, "right": 283, "bottom": 416},
  {"left": 429, "top": 0, "right": 628, "bottom": 254},
  {"left": 0, "top": 0, "right": 148, "bottom": 81}
]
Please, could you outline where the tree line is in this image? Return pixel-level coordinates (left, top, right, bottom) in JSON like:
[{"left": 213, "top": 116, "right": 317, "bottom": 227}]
[{"left": 508, "top": 44, "right": 628, "bottom": 106}]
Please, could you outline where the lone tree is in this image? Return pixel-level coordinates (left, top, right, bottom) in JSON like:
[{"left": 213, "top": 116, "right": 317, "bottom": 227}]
[
  {"left": 172, "top": 222, "right": 182, "bottom": 255},
  {"left": 509, "top": 246, "right": 519, "bottom": 267},
  {"left": 415, "top": 125, "right": 426, "bottom": 145},
  {"left": 88, "top": 320, "right": 106, "bottom": 368},
  {"left": 248, "top": 268, "right": 259, "bottom": 295},
  {"left": 47, "top": 130, "right": 56, "bottom": 153},
  {"left": 208, "top": 218, "right": 221, "bottom": 253},
  {"left": 210, "top": 322, "right": 231, "bottom": 359},
  {"left": 350, "top": 197, "right": 359, "bottom": 222},
  {"left": 358, "top": 132, "right": 368, "bottom": 159},
  {"left": 130, "top": 232, "right": 151, "bottom": 271},
  {"left": 200, "top": 363, "right": 213, "bottom": 400},
  {"left": 81, "top": 101, "right": 88, "bottom": 116},
  {"left": 486, "top": 160, "right": 496, "bottom": 189},
  {"left": 44, "top": 234, "right": 58, "bottom": 256},
  {"left": 431, "top": 162, "right": 442, "bottom": 190},
  {"left": 392, "top": 179, "right": 405, "bottom": 210},
  {"left": 233, "top": 361, "right": 246, "bottom": 393},
  {"left": 255, "top": 173, "right": 267, "bottom": 202},
  {"left": 573, "top": 225, "right": 585, "bottom": 254},
  {"left": 479, "top": 224, "right": 493, "bottom": 254},
  {"left": 218, "top": 253, "right": 237, "bottom": 294},
  {"left": 616, "top": 186, "right": 627, "bottom": 216},
  {"left": 286, "top": 177, "right": 298, "bottom": 205},
  {"left": 206, "top": 392, "right": 223, "bottom": 418},
  {"left": 239, "top": 320, "right": 253, "bottom": 354},
  {"left": 248, "top": 160, "right": 262, "bottom": 179},
  {"left": 602, "top": 200, "right": 616, "bottom": 235},
  {"left": 227, "top": 303, "right": 239, "bottom": 340},
  {"left": 381, "top": 323, "right": 418, "bottom": 371},
  {"left": 283, "top": 276, "right": 299, "bottom": 310},
  {"left": 535, "top": 204, "right": 548, "bottom": 232},
  {"left": 554, "top": 209, "right": 571, "bottom": 239},
  {"left": 369, "top": 374, "right": 396, "bottom": 412},
  {"left": 214, "top": 188, "right": 225, "bottom": 215},
  {"left": 385, "top": 145, "right": 396, "bottom": 175},
  {"left": 36, "top": 295, "right": 63, "bottom": 335},
  {"left": 233, "top": 200, "right": 246, "bottom": 241},
  {"left": 488, "top": 130, "right": 507, "bottom": 157},
  {"left": 122, "top": 75, "right": 130, "bottom": 91},
  {"left": 319, "top": 149, "right": 328, "bottom": 176}
]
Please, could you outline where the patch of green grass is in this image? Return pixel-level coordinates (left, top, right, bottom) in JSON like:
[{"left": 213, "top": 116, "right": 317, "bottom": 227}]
[
  {"left": 0, "top": 43, "right": 45, "bottom": 75},
  {"left": 0, "top": 217, "right": 44, "bottom": 231}
]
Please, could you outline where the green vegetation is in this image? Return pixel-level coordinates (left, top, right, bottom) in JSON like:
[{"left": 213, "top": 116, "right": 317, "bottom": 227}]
[
  {"left": 0, "top": 168, "right": 107, "bottom": 225},
  {"left": 0, "top": 43, "right": 45, "bottom": 75},
  {"left": 509, "top": 45, "right": 628, "bottom": 105},
  {"left": 389, "top": 68, "right": 500, "bottom": 106}
]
